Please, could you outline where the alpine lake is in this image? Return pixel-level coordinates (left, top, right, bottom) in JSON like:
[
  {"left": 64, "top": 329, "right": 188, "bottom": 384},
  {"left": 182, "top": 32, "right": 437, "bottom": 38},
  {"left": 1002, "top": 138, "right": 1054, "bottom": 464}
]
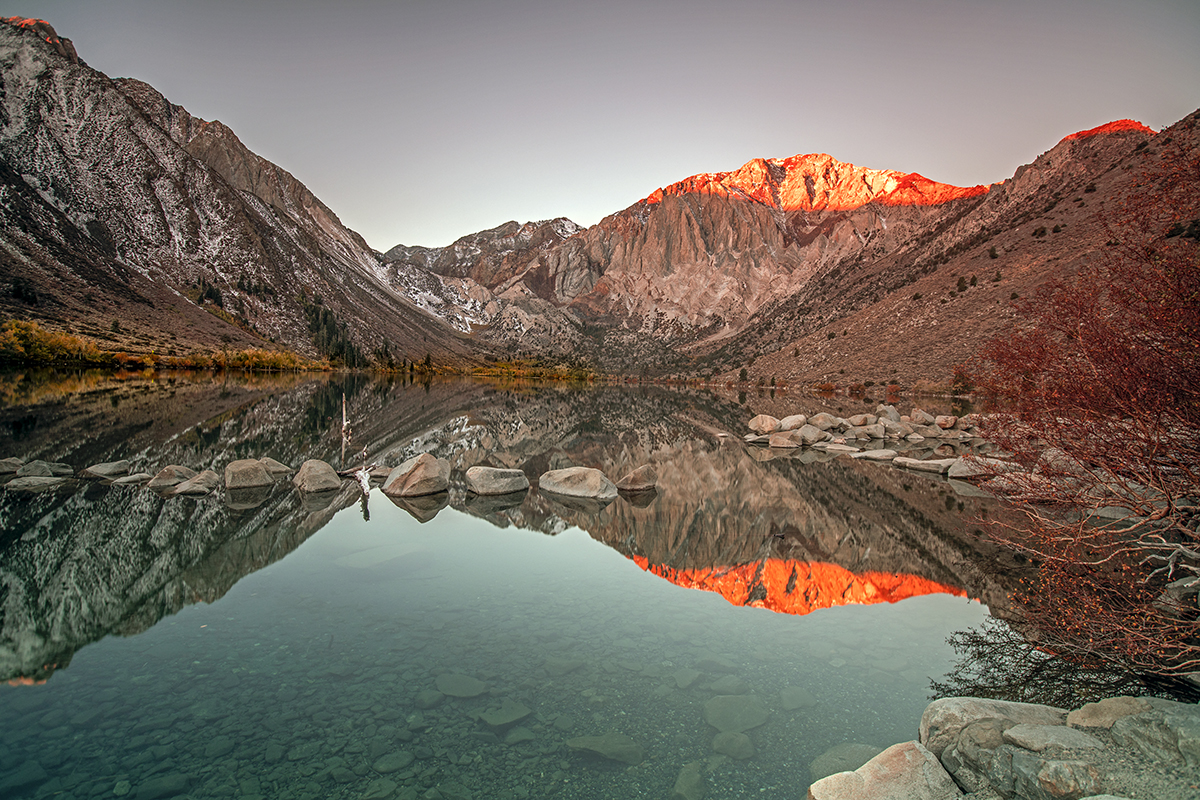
[{"left": 0, "top": 369, "right": 1027, "bottom": 800}]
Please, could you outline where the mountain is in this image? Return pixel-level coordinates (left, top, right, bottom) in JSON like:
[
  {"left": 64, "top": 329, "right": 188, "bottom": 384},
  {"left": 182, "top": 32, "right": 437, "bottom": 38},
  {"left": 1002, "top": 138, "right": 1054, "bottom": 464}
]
[
  {"left": 2, "top": 17, "right": 1195, "bottom": 380},
  {"left": 0, "top": 18, "right": 476, "bottom": 366},
  {"left": 384, "top": 111, "right": 1194, "bottom": 381}
]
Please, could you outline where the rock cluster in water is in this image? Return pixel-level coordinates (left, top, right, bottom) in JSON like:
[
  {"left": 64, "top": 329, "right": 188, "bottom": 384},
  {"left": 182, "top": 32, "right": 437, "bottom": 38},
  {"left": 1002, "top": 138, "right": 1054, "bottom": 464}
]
[{"left": 807, "top": 694, "right": 1200, "bottom": 800}]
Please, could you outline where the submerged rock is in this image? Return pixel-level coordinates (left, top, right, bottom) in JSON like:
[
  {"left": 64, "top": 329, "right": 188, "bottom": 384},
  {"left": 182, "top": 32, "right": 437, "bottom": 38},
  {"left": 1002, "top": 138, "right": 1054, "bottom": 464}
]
[
  {"left": 702, "top": 695, "right": 769, "bottom": 733},
  {"left": 669, "top": 761, "right": 708, "bottom": 799},
  {"left": 435, "top": 673, "right": 487, "bottom": 698},
  {"left": 809, "top": 742, "right": 884, "bottom": 782},
  {"left": 712, "top": 731, "right": 754, "bottom": 759},
  {"left": 292, "top": 459, "right": 343, "bottom": 493},
  {"left": 382, "top": 453, "right": 450, "bottom": 497},
  {"left": 480, "top": 698, "right": 532, "bottom": 729},
  {"left": 465, "top": 466, "right": 529, "bottom": 495},
  {"left": 538, "top": 466, "right": 617, "bottom": 500},
  {"left": 566, "top": 731, "right": 645, "bottom": 765}
]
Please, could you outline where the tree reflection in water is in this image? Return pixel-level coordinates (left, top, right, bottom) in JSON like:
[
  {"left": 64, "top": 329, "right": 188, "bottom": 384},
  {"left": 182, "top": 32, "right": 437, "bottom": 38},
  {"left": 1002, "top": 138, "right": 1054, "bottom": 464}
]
[{"left": 930, "top": 617, "right": 1200, "bottom": 707}]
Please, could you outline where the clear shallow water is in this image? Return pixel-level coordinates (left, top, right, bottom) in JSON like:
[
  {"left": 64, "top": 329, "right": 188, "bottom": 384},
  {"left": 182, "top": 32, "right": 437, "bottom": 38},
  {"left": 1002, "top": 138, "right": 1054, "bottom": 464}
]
[
  {"left": 0, "top": 496, "right": 986, "bottom": 800},
  {"left": 0, "top": 373, "right": 1006, "bottom": 799}
]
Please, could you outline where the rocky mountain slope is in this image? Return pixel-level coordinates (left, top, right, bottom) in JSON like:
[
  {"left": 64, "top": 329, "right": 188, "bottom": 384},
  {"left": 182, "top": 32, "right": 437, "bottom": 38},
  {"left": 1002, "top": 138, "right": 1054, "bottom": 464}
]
[
  {"left": 0, "top": 18, "right": 476, "bottom": 365},
  {"left": 2, "top": 18, "right": 1194, "bottom": 380},
  {"left": 383, "top": 111, "right": 1195, "bottom": 380}
]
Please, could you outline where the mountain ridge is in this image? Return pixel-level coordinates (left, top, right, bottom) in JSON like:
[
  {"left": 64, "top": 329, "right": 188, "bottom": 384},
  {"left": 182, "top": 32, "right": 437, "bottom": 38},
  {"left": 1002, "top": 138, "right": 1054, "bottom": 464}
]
[{"left": 1, "top": 17, "right": 1194, "bottom": 382}]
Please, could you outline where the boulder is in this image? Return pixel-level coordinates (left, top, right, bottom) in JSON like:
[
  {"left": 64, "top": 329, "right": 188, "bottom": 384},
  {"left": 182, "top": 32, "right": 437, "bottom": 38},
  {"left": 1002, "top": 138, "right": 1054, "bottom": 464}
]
[
  {"left": 0, "top": 456, "right": 23, "bottom": 474},
  {"left": 466, "top": 466, "right": 530, "bottom": 495},
  {"left": 1002, "top": 724, "right": 1104, "bottom": 752},
  {"left": 1066, "top": 696, "right": 1152, "bottom": 729},
  {"left": 855, "top": 423, "right": 886, "bottom": 439},
  {"left": 880, "top": 419, "right": 914, "bottom": 438},
  {"left": 147, "top": 465, "right": 197, "bottom": 490},
  {"left": 259, "top": 457, "right": 293, "bottom": 476},
  {"left": 3, "top": 476, "right": 65, "bottom": 491},
  {"left": 910, "top": 409, "right": 937, "bottom": 426},
  {"left": 702, "top": 695, "right": 769, "bottom": 733},
  {"left": 809, "top": 412, "right": 839, "bottom": 431},
  {"left": 111, "top": 473, "right": 153, "bottom": 486},
  {"left": 875, "top": 404, "right": 902, "bottom": 423},
  {"left": 615, "top": 464, "right": 657, "bottom": 492},
  {"left": 893, "top": 457, "right": 956, "bottom": 474},
  {"left": 798, "top": 424, "right": 829, "bottom": 445},
  {"left": 779, "top": 414, "right": 807, "bottom": 431},
  {"left": 16, "top": 460, "right": 72, "bottom": 477},
  {"left": 748, "top": 414, "right": 781, "bottom": 434},
  {"left": 538, "top": 467, "right": 617, "bottom": 500},
  {"left": 82, "top": 460, "right": 131, "bottom": 479},
  {"left": 850, "top": 449, "right": 897, "bottom": 461},
  {"left": 935, "top": 415, "right": 958, "bottom": 429},
  {"left": 1109, "top": 696, "right": 1200, "bottom": 768},
  {"left": 292, "top": 459, "right": 343, "bottom": 493},
  {"left": 382, "top": 453, "right": 450, "bottom": 497},
  {"left": 768, "top": 430, "right": 804, "bottom": 449},
  {"left": 171, "top": 470, "right": 222, "bottom": 496},
  {"left": 224, "top": 459, "right": 273, "bottom": 489},
  {"left": 807, "top": 741, "right": 961, "bottom": 800},
  {"left": 847, "top": 414, "right": 878, "bottom": 427},
  {"left": 566, "top": 731, "right": 645, "bottom": 765},
  {"left": 920, "top": 697, "right": 1067, "bottom": 758},
  {"left": 946, "top": 456, "right": 1020, "bottom": 480}
]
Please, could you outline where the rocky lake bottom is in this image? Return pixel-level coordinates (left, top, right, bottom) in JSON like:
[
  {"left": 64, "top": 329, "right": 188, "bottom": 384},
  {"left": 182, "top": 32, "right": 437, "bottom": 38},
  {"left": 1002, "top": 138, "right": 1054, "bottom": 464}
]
[{"left": 0, "top": 491, "right": 985, "bottom": 800}]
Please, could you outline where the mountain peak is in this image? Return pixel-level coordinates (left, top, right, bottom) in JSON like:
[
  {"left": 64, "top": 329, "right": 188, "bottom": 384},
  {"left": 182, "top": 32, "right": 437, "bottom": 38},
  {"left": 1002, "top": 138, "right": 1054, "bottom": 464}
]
[
  {"left": 644, "top": 152, "right": 987, "bottom": 212},
  {"left": 1, "top": 16, "right": 77, "bottom": 62},
  {"left": 1061, "top": 119, "right": 1155, "bottom": 142}
]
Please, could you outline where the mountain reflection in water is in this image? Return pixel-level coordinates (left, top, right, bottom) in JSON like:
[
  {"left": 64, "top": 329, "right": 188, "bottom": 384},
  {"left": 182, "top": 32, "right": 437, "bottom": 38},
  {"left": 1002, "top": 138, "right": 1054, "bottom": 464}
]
[{"left": 0, "top": 372, "right": 1018, "bottom": 684}]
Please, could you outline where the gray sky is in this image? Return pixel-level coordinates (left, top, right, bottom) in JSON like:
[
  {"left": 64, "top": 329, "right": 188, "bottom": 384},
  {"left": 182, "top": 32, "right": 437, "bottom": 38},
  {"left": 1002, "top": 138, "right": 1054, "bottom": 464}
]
[{"left": 6, "top": 0, "right": 1199, "bottom": 249}]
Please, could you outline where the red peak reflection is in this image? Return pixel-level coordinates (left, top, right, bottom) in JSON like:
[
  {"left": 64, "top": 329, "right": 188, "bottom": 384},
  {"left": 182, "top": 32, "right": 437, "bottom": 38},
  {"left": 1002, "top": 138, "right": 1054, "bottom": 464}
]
[{"left": 630, "top": 556, "right": 967, "bottom": 615}]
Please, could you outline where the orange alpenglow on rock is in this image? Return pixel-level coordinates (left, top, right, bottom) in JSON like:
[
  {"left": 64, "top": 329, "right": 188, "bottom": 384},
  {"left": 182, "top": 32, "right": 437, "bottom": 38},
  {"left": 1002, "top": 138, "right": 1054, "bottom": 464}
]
[
  {"left": 630, "top": 556, "right": 968, "bottom": 615},
  {"left": 642, "top": 153, "right": 989, "bottom": 212},
  {"left": 1061, "top": 119, "right": 1155, "bottom": 142}
]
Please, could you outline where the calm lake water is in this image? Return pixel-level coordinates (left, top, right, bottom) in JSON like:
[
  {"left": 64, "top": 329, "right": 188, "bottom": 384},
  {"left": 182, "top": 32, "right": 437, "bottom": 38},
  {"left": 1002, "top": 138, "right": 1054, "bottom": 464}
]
[{"left": 0, "top": 370, "right": 1012, "bottom": 800}]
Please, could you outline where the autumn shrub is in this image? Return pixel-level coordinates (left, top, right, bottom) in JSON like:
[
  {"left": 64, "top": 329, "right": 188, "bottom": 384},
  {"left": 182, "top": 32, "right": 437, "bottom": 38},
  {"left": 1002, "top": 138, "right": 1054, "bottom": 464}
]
[{"left": 967, "top": 143, "right": 1200, "bottom": 677}]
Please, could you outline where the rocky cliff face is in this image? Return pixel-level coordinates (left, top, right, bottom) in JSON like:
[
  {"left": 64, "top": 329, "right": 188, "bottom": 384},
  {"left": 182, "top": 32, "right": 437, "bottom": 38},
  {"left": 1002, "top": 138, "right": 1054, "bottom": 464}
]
[{"left": 0, "top": 19, "right": 475, "bottom": 364}]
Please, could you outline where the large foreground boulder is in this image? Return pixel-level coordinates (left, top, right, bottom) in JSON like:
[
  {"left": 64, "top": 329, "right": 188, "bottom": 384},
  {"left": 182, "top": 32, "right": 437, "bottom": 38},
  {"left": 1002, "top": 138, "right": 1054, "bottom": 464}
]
[
  {"left": 807, "top": 741, "right": 961, "bottom": 800},
  {"left": 538, "top": 467, "right": 617, "bottom": 500},
  {"left": 382, "top": 453, "right": 450, "bottom": 497}
]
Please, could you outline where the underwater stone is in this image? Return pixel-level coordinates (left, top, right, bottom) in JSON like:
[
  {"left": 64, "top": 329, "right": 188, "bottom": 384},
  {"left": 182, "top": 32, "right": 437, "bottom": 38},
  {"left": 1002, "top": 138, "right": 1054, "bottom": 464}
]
[
  {"left": 712, "top": 731, "right": 754, "bottom": 760},
  {"left": 702, "top": 695, "right": 769, "bottom": 733},
  {"left": 372, "top": 751, "right": 415, "bottom": 773},
  {"left": 480, "top": 698, "right": 532, "bottom": 729},
  {"left": 780, "top": 686, "right": 817, "bottom": 711},
  {"left": 435, "top": 673, "right": 486, "bottom": 698},
  {"left": 566, "top": 731, "right": 645, "bottom": 765}
]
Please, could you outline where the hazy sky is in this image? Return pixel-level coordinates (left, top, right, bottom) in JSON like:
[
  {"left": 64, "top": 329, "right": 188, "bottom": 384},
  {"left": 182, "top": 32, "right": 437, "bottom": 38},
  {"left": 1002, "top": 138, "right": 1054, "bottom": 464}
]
[{"left": 7, "top": 0, "right": 1199, "bottom": 249}]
